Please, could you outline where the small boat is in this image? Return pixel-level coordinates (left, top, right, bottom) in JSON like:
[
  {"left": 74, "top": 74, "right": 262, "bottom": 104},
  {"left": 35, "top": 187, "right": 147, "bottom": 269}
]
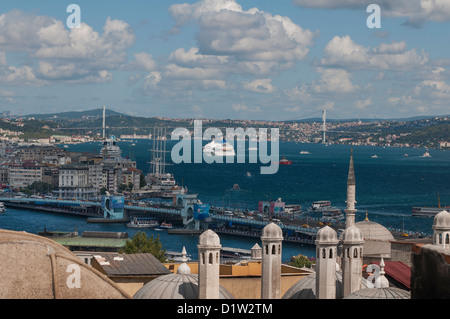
[
  {"left": 371, "top": 155, "right": 378, "bottom": 158},
  {"left": 0, "top": 202, "right": 5, "bottom": 214},
  {"left": 300, "top": 151, "right": 310, "bottom": 155},
  {"left": 126, "top": 217, "right": 159, "bottom": 228},
  {"left": 159, "top": 221, "right": 173, "bottom": 229},
  {"left": 231, "top": 183, "right": 240, "bottom": 191},
  {"left": 422, "top": 151, "right": 431, "bottom": 158},
  {"left": 246, "top": 171, "right": 252, "bottom": 177},
  {"left": 279, "top": 156, "right": 292, "bottom": 165}
]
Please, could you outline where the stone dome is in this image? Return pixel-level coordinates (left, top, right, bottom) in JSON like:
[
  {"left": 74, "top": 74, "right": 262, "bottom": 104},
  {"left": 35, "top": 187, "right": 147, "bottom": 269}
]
[
  {"left": 341, "top": 225, "right": 364, "bottom": 243},
  {"left": 316, "top": 226, "right": 338, "bottom": 244},
  {"left": 261, "top": 222, "right": 283, "bottom": 240},
  {"left": 355, "top": 219, "right": 394, "bottom": 241},
  {"left": 282, "top": 271, "right": 369, "bottom": 299},
  {"left": 198, "top": 229, "right": 221, "bottom": 247},
  {"left": 433, "top": 210, "right": 450, "bottom": 231},
  {"left": 344, "top": 287, "right": 410, "bottom": 299},
  {"left": 132, "top": 273, "right": 234, "bottom": 299},
  {"left": 0, "top": 229, "right": 130, "bottom": 299}
]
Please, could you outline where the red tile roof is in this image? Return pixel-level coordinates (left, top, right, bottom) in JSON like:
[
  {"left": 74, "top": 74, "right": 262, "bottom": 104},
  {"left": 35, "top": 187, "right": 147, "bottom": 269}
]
[{"left": 372, "top": 260, "right": 411, "bottom": 289}]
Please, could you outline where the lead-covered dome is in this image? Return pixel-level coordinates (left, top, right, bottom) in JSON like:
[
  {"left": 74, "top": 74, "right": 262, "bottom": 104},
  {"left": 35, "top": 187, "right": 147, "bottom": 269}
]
[
  {"left": 344, "top": 287, "right": 410, "bottom": 299},
  {"left": 316, "top": 226, "right": 338, "bottom": 244},
  {"left": 133, "top": 273, "right": 233, "bottom": 299},
  {"left": 0, "top": 229, "right": 130, "bottom": 299},
  {"left": 261, "top": 222, "right": 283, "bottom": 240},
  {"left": 282, "top": 271, "right": 369, "bottom": 299},
  {"left": 355, "top": 220, "right": 394, "bottom": 241},
  {"left": 198, "top": 229, "right": 221, "bottom": 247},
  {"left": 433, "top": 210, "right": 450, "bottom": 231},
  {"left": 341, "top": 225, "right": 364, "bottom": 243}
]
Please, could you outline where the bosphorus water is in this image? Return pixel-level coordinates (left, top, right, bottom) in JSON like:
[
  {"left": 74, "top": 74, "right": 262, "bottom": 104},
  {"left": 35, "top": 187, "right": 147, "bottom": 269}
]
[{"left": 1, "top": 140, "right": 448, "bottom": 262}]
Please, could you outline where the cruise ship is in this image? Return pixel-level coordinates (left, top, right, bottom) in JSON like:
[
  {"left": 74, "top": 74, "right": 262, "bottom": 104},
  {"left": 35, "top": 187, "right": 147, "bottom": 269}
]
[{"left": 203, "top": 138, "right": 236, "bottom": 157}]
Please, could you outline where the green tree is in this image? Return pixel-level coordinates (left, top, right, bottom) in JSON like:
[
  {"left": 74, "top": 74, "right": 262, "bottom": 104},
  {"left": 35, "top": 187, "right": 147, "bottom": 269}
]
[
  {"left": 140, "top": 173, "right": 146, "bottom": 188},
  {"left": 120, "top": 231, "right": 166, "bottom": 262},
  {"left": 289, "top": 254, "right": 314, "bottom": 269}
]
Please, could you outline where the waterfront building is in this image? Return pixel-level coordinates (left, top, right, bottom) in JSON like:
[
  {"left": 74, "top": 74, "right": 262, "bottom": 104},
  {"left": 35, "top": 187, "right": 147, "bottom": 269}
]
[
  {"left": 55, "top": 163, "right": 98, "bottom": 200},
  {"left": 8, "top": 162, "right": 44, "bottom": 189}
]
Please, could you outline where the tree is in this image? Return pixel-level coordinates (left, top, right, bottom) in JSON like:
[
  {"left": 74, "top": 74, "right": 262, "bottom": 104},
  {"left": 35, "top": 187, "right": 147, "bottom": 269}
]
[
  {"left": 289, "top": 254, "right": 314, "bottom": 269},
  {"left": 140, "top": 173, "right": 146, "bottom": 188},
  {"left": 120, "top": 231, "right": 166, "bottom": 262}
]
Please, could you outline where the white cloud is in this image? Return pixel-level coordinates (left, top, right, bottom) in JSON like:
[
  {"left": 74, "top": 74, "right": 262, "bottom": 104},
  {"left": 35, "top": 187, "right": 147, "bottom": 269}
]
[
  {"left": 169, "top": 0, "right": 317, "bottom": 69},
  {"left": 242, "top": 78, "right": 276, "bottom": 93},
  {"left": 312, "top": 68, "right": 358, "bottom": 93},
  {"left": 321, "top": 36, "right": 429, "bottom": 71},
  {"left": 292, "top": 0, "right": 450, "bottom": 26},
  {"left": 355, "top": 98, "right": 372, "bottom": 109},
  {"left": 0, "top": 11, "right": 135, "bottom": 84}
]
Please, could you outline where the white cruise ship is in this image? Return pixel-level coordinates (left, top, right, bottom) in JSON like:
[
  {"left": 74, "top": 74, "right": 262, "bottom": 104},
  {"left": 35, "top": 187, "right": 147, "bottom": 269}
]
[{"left": 203, "top": 138, "right": 236, "bottom": 157}]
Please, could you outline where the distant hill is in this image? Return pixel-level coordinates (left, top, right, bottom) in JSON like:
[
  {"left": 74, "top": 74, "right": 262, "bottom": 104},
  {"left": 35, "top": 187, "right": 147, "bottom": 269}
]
[
  {"left": 27, "top": 108, "right": 125, "bottom": 120},
  {"left": 286, "top": 115, "right": 448, "bottom": 123}
]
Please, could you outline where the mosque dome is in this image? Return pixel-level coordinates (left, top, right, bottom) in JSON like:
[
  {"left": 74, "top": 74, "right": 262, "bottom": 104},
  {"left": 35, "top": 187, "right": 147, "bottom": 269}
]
[
  {"left": 282, "top": 271, "right": 369, "bottom": 299},
  {"left": 433, "top": 210, "right": 450, "bottom": 231},
  {"left": 341, "top": 225, "right": 364, "bottom": 243},
  {"left": 0, "top": 229, "right": 130, "bottom": 299},
  {"left": 355, "top": 217, "right": 394, "bottom": 242},
  {"left": 261, "top": 222, "right": 283, "bottom": 240},
  {"left": 344, "top": 287, "right": 410, "bottom": 299},
  {"left": 316, "top": 226, "right": 338, "bottom": 244},
  {"left": 198, "top": 229, "right": 221, "bottom": 247},
  {"left": 132, "top": 273, "right": 234, "bottom": 299}
]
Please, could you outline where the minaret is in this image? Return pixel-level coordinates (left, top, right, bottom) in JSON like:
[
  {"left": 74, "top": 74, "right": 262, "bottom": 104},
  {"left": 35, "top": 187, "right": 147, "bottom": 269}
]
[
  {"left": 345, "top": 149, "right": 357, "bottom": 227},
  {"left": 315, "top": 226, "right": 338, "bottom": 299},
  {"left": 198, "top": 229, "right": 221, "bottom": 299},
  {"left": 261, "top": 222, "right": 283, "bottom": 299},
  {"left": 432, "top": 210, "right": 450, "bottom": 249},
  {"left": 341, "top": 224, "right": 364, "bottom": 298}
]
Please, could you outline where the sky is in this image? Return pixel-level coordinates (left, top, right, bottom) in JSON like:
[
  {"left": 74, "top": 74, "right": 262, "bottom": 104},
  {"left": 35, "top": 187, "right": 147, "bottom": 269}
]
[{"left": 0, "top": 0, "right": 450, "bottom": 121}]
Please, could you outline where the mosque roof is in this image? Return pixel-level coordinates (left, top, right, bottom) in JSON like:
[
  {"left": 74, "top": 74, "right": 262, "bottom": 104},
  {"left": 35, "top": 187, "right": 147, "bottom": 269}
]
[
  {"left": 132, "top": 273, "right": 234, "bottom": 299},
  {"left": 344, "top": 287, "right": 410, "bottom": 299},
  {"left": 282, "top": 271, "right": 369, "bottom": 299},
  {"left": 0, "top": 229, "right": 130, "bottom": 299},
  {"left": 354, "top": 213, "right": 394, "bottom": 242}
]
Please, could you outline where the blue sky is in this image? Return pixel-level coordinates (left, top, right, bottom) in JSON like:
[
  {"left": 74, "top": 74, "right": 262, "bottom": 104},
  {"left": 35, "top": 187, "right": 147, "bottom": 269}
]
[{"left": 0, "top": 0, "right": 449, "bottom": 121}]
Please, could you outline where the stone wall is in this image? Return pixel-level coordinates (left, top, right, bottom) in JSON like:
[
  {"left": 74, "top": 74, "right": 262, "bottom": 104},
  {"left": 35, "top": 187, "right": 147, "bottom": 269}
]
[{"left": 411, "top": 244, "right": 450, "bottom": 299}]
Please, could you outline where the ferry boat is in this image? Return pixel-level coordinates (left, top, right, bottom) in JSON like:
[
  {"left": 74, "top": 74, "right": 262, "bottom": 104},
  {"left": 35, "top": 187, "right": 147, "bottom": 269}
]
[
  {"left": 279, "top": 156, "right": 292, "bottom": 165},
  {"left": 310, "top": 200, "right": 332, "bottom": 211},
  {"left": 159, "top": 221, "right": 173, "bottom": 229},
  {"left": 126, "top": 217, "right": 159, "bottom": 228},
  {"left": 220, "top": 247, "right": 252, "bottom": 260},
  {"left": 0, "top": 202, "right": 5, "bottom": 214},
  {"left": 203, "top": 138, "right": 236, "bottom": 157},
  {"left": 322, "top": 208, "right": 343, "bottom": 219},
  {"left": 412, "top": 206, "right": 449, "bottom": 217}
]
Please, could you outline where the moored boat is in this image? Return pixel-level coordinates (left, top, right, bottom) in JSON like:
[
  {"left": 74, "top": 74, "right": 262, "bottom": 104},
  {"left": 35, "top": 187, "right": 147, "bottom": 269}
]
[
  {"left": 310, "top": 200, "right": 332, "bottom": 211},
  {"left": 0, "top": 202, "right": 5, "bottom": 214},
  {"left": 126, "top": 217, "right": 159, "bottom": 228}
]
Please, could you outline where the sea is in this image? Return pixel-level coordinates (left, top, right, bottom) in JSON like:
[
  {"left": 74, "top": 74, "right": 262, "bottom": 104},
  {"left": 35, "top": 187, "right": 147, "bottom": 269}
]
[{"left": 1, "top": 140, "right": 449, "bottom": 262}]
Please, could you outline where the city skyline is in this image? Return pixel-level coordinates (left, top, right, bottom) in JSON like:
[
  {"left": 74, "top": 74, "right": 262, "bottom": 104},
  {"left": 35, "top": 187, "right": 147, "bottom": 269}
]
[{"left": 1, "top": 0, "right": 450, "bottom": 121}]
